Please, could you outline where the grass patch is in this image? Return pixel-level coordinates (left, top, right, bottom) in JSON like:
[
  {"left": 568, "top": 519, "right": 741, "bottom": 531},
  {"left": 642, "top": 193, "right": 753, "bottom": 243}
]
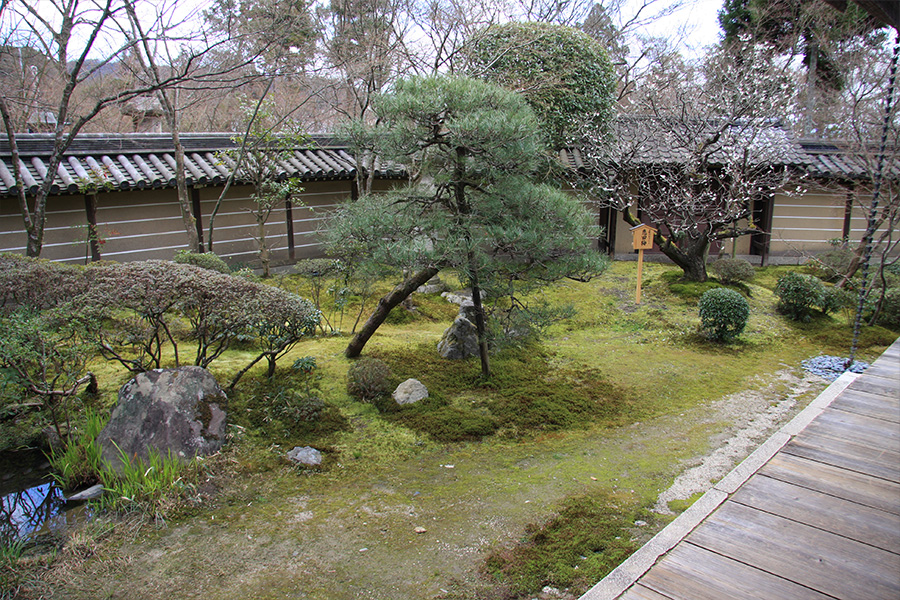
[{"left": 480, "top": 492, "right": 648, "bottom": 599}]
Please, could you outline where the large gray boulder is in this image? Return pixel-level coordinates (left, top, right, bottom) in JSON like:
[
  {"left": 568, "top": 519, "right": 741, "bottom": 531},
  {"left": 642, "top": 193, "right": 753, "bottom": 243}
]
[
  {"left": 437, "top": 315, "right": 480, "bottom": 359},
  {"left": 98, "top": 367, "right": 227, "bottom": 470}
]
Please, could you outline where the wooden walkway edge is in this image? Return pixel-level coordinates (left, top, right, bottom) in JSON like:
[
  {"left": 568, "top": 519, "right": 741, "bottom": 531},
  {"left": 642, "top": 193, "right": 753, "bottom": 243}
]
[{"left": 581, "top": 338, "right": 900, "bottom": 600}]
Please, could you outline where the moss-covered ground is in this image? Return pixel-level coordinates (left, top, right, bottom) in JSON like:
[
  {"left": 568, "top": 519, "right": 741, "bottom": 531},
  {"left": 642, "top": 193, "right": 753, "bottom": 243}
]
[{"left": 6, "top": 261, "right": 896, "bottom": 600}]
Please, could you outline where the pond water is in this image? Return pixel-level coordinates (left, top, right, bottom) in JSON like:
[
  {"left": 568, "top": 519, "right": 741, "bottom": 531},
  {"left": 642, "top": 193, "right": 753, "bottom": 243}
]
[{"left": 0, "top": 450, "right": 87, "bottom": 543}]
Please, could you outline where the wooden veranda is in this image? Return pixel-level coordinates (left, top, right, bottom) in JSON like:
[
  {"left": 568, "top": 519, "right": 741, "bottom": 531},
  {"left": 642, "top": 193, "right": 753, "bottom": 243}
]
[{"left": 582, "top": 338, "right": 900, "bottom": 600}]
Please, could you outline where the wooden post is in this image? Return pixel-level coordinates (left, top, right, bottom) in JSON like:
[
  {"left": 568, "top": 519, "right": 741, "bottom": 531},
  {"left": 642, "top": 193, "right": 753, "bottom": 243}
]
[
  {"left": 631, "top": 224, "right": 656, "bottom": 305},
  {"left": 636, "top": 248, "right": 644, "bottom": 304}
]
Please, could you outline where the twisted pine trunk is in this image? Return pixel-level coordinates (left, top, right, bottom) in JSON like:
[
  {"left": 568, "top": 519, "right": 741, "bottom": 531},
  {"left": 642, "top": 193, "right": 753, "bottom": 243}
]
[{"left": 345, "top": 267, "right": 440, "bottom": 358}]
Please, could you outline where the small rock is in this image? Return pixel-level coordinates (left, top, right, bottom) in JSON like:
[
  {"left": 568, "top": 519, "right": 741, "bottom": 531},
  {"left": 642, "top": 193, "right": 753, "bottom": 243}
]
[
  {"left": 287, "top": 446, "right": 322, "bottom": 466},
  {"left": 635, "top": 520, "right": 647, "bottom": 527},
  {"left": 416, "top": 276, "right": 447, "bottom": 294},
  {"left": 441, "top": 290, "right": 472, "bottom": 306},
  {"left": 414, "top": 526, "right": 427, "bottom": 534},
  {"left": 393, "top": 379, "right": 429, "bottom": 405},
  {"left": 541, "top": 586, "right": 562, "bottom": 598},
  {"left": 67, "top": 484, "right": 104, "bottom": 502}
]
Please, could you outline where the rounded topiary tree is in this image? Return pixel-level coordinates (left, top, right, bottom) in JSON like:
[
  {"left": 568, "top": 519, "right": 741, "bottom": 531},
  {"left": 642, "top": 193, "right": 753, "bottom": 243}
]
[
  {"left": 698, "top": 287, "right": 750, "bottom": 342},
  {"left": 709, "top": 257, "right": 755, "bottom": 284},
  {"left": 465, "top": 22, "right": 615, "bottom": 149},
  {"left": 775, "top": 271, "right": 826, "bottom": 321}
]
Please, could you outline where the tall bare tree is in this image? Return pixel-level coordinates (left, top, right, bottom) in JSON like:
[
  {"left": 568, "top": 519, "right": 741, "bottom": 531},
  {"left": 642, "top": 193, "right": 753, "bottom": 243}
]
[{"left": 0, "top": 0, "right": 261, "bottom": 257}]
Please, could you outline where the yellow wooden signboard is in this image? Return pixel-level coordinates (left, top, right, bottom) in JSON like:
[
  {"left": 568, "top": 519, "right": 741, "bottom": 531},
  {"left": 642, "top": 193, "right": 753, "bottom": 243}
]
[{"left": 630, "top": 224, "right": 656, "bottom": 304}]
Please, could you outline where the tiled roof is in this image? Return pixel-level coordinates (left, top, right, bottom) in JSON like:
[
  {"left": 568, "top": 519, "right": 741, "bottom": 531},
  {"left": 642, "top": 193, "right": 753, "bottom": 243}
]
[
  {"left": 561, "top": 117, "right": 900, "bottom": 182},
  {"left": 0, "top": 133, "right": 406, "bottom": 197},
  {"left": 560, "top": 117, "right": 811, "bottom": 172},
  {"left": 798, "top": 138, "right": 900, "bottom": 181}
]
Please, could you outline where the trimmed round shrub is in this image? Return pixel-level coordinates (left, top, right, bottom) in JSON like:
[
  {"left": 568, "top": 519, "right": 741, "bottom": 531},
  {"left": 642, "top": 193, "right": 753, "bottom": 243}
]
[
  {"left": 174, "top": 250, "right": 232, "bottom": 274},
  {"left": 775, "top": 272, "right": 826, "bottom": 321},
  {"left": 709, "top": 257, "right": 755, "bottom": 284},
  {"left": 698, "top": 287, "right": 750, "bottom": 342},
  {"left": 347, "top": 357, "right": 393, "bottom": 401}
]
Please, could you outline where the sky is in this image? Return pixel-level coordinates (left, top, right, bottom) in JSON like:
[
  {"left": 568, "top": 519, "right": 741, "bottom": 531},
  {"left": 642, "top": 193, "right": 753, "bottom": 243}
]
[
  {"left": 624, "top": 0, "right": 725, "bottom": 60},
  {"left": 674, "top": 0, "right": 725, "bottom": 55}
]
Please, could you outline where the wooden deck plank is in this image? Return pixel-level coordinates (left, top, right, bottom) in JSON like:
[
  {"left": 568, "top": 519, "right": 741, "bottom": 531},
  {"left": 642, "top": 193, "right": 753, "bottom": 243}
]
[
  {"left": 801, "top": 408, "right": 900, "bottom": 445},
  {"left": 758, "top": 453, "right": 900, "bottom": 514},
  {"left": 781, "top": 433, "right": 900, "bottom": 483},
  {"left": 846, "top": 375, "right": 899, "bottom": 398},
  {"left": 863, "top": 363, "right": 900, "bottom": 381},
  {"left": 617, "top": 585, "right": 673, "bottom": 600},
  {"left": 830, "top": 390, "right": 900, "bottom": 422},
  {"left": 730, "top": 474, "right": 900, "bottom": 552},
  {"left": 634, "top": 543, "right": 835, "bottom": 600},
  {"left": 688, "top": 502, "right": 900, "bottom": 600}
]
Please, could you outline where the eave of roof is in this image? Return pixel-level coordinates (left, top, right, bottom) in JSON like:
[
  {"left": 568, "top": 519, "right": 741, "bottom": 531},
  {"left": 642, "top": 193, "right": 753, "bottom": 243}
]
[
  {"left": 0, "top": 133, "right": 406, "bottom": 197},
  {"left": 797, "top": 138, "right": 900, "bottom": 181}
]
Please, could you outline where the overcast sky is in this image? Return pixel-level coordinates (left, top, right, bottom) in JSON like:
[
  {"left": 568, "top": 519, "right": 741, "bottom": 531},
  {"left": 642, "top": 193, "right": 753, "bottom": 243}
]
[{"left": 630, "top": 0, "right": 725, "bottom": 59}]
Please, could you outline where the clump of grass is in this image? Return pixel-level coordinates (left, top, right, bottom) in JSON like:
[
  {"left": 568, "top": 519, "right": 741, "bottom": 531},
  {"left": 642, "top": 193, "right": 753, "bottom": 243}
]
[
  {"left": 482, "top": 492, "right": 646, "bottom": 598},
  {"left": 98, "top": 446, "right": 192, "bottom": 514},
  {"left": 48, "top": 410, "right": 106, "bottom": 490},
  {"left": 0, "top": 536, "right": 27, "bottom": 597}
]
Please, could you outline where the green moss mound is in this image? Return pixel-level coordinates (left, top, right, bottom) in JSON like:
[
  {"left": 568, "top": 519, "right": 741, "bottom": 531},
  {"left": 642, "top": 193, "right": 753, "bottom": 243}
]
[
  {"left": 482, "top": 493, "right": 645, "bottom": 598},
  {"left": 369, "top": 343, "right": 643, "bottom": 442}
]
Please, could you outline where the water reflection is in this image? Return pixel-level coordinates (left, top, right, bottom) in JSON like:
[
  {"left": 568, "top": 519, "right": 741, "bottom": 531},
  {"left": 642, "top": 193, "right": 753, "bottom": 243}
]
[{"left": 0, "top": 482, "right": 65, "bottom": 541}]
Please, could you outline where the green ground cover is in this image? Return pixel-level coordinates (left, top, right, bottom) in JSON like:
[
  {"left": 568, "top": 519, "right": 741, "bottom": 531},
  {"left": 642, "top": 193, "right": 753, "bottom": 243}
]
[{"left": 2, "top": 260, "right": 895, "bottom": 600}]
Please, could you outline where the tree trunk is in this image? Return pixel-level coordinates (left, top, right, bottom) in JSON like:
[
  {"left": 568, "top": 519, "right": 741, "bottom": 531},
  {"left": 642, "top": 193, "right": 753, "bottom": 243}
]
[
  {"left": 25, "top": 224, "right": 43, "bottom": 257},
  {"left": 470, "top": 278, "right": 491, "bottom": 379},
  {"left": 170, "top": 116, "right": 201, "bottom": 253},
  {"left": 345, "top": 267, "right": 439, "bottom": 358},
  {"left": 619, "top": 208, "right": 710, "bottom": 282}
]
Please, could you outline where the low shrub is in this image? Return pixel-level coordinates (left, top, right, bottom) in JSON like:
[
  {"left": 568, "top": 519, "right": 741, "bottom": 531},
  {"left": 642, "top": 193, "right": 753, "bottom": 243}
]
[
  {"left": 709, "top": 258, "right": 755, "bottom": 284},
  {"left": 347, "top": 357, "right": 393, "bottom": 401},
  {"left": 807, "top": 247, "right": 855, "bottom": 282},
  {"left": 820, "top": 286, "right": 855, "bottom": 316},
  {"left": 698, "top": 288, "right": 749, "bottom": 342},
  {"left": 74, "top": 261, "right": 319, "bottom": 384},
  {"left": 0, "top": 253, "right": 86, "bottom": 313},
  {"left": 866, "top": 287, "right": 900, "bottom": 329},
  {"left": 775, "top": 272, "right": 825, "bottom": 321},
  {"left": 173, "top": 250, "right": 232, "bottom": 274}
]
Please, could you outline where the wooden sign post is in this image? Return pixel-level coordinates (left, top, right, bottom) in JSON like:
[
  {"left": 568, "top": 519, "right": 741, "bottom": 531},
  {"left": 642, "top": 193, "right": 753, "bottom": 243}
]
[{"left": 631, "top": 224, "right": 656, "bottom": 304}]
